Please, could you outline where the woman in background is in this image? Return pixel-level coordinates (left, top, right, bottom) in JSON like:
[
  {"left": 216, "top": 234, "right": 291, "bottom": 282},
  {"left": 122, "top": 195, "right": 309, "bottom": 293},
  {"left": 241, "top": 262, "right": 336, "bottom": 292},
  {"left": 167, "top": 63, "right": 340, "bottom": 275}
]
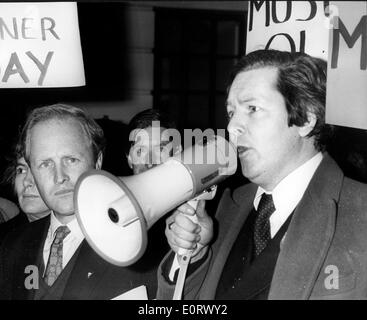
[
  {"left": 0, "top": 146, "right": 50, "bottom": 244},
  {"left": 14, "top": 156, "right": 49, "bottom": 222}
]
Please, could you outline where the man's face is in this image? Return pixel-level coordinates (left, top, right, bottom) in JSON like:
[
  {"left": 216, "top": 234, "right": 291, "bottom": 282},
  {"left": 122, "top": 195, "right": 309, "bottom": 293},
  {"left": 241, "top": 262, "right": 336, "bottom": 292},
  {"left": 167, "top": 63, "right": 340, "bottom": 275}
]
[
  {"left": 227, "top": 67, "right": 309, "bottom": 190},
  {"left": 128, "top": 126, "right": 173, "bottom": 175},
  {"left": 28, "top": 118, "right": 95, "bottom": 220},
  {"left": 15, "top": 156, "right": 49, "bottom": 215}
]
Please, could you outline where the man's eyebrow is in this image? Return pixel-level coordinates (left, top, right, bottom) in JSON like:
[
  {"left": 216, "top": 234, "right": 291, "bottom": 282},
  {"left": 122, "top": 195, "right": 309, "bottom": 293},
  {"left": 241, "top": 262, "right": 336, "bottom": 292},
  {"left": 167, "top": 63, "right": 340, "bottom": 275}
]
[
  {"left": 36, "top": 158, "right": 52, "bottom": 163},
  {"left": 226, "top": 96, "right": 258, "bottom": 105},
  {"left": 63, "top": 154, "right": 81, "bottom": 158},
  {"left": 238, "top": 97, "right": 258, "bottom": 104},
  {"left": 226, "top": 97, "right": 256, "bottom": 106},
  {"left": 16, "top": 163, "right": 26, "bottom": 167}
]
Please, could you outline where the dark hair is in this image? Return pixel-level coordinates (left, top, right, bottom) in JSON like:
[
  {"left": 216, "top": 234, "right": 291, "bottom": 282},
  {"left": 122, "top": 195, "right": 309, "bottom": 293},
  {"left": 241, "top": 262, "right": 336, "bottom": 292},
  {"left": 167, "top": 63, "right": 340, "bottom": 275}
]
[
  {"left": 128, "top": 108, "right": 176, "bottom": 132},
  {"left": 126, "top": 108, "right": 176, "bottom": 154},
  {"left": 2, "top": 138, "right": 24, "bottom": 190},
  {"left": 229, "top": 49, "right": 332, "bottom": 151},
  {"left": 21, "top": 103, "right": 106, "bottom": 163}
]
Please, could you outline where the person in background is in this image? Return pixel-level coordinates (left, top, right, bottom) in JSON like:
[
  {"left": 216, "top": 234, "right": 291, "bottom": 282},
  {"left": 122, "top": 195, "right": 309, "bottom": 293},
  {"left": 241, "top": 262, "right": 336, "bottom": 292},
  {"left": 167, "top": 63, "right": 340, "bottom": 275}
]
[
  {"left": 126, "top": 108, "right": 181, "bottom": 175},
  {"left": 14, "top": 156, "right": 50, "bottom": 222},
  {"left": 0, "top": 145, "right": 50, "bottom": 244},
  {"left": 124, "top": 108, "right": 182, "bottom": 282}
]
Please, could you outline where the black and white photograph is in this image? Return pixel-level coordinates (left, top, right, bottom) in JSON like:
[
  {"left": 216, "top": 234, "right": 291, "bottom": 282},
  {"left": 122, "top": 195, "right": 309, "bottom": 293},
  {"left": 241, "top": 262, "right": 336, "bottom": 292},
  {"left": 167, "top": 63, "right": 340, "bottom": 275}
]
[{"left": 0, "top": 0, "right": 366, "bottom": 308}]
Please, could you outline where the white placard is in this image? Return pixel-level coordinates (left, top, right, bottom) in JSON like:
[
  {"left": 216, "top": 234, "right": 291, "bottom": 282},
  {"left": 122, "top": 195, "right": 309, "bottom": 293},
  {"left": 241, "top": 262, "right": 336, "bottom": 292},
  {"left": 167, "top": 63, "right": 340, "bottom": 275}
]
[
  {"left": 326, "top": 1, "right": 367, "bottom": 129},
  {"left": 246, "top": 1, "right": 330, "bottom": 59},
  {"left": 0, "top": 2, "right": 85, "bottom": 88}
]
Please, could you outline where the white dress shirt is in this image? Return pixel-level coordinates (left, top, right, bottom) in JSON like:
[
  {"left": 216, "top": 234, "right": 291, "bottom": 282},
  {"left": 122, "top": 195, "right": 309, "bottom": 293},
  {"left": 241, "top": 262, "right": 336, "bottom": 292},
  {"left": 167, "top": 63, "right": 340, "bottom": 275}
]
[
  {"left": 254, "top": 152, "right": 323, "bottom": 238},
  {"left": 42, "top": 212, "right": 85, "bottom": 275}
]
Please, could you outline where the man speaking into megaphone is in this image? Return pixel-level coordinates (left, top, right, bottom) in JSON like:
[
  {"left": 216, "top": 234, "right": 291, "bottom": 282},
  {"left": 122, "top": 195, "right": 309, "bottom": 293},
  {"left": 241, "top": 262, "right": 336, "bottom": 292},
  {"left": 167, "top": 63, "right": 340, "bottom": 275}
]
[{"left": 158, "top": 49, "right": 367, "bottom": 300}]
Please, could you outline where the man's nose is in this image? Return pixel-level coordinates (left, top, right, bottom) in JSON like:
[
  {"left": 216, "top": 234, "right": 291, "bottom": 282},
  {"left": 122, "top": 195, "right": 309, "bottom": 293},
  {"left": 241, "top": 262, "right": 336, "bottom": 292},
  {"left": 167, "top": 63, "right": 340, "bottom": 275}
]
[
  {"left": 227, "top": 113, "right": 246, "bottom": 140},
  {"left": 54, "top": 164, "right": 70, "bottom": 184},
  {"left": 23, "top": 170, "right": 35, "bottom": 189}
]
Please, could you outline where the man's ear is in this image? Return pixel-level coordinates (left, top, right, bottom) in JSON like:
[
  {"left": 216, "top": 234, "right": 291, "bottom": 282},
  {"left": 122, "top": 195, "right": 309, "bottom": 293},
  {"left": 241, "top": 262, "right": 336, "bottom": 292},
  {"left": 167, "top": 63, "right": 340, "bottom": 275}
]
[
  {"left": 95, "top": 152, "right": 103, "bottom": 170},
  {"left": 298, "top": 111, "right": 317, "bottom": 137}
]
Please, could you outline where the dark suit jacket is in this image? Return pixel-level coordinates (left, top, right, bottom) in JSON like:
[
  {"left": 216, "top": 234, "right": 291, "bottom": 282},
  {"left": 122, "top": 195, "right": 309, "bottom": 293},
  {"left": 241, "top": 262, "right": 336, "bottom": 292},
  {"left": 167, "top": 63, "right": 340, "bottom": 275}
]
[
  {"left": 0, "top": 211, "right": 28, "bottom": 246},
  {"left": 157, "top": 154, "right": 367, "bottom": 300},
  {"left": 0, "top": 216, "right": 158, "bottom": 300},
  {"left": 0, "top": 197, "right": 19, "bottom": 223}
]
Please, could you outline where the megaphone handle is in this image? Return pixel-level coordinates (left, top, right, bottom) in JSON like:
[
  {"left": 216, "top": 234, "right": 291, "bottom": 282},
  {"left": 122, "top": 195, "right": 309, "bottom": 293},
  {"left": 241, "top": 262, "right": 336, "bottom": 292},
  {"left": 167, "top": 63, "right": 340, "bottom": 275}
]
[
  {"left": 177, "top": 199, "right": 201, "bottom": 256},
  {"left": 187, "top": 199, "right": 199, "bottom": 212},
  {"left": 172, "top": 251, "right": 191, "bottom": 300},
  {"left": 173, "top": 199, "right": 199, "bottom": 300}
]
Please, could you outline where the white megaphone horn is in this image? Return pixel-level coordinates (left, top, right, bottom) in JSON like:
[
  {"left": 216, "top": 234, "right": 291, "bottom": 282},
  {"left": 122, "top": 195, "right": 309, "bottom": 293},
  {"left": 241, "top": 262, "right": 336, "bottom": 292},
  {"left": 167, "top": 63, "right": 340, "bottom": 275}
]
[{"left": 74, "top": 134, "right": 237, "bottom": 266}]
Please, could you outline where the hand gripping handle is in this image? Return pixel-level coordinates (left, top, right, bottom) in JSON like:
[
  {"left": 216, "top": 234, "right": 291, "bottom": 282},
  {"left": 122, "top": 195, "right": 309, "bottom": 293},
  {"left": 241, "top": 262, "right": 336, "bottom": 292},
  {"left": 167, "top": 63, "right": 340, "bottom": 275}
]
[{"left": 173, "top": 187, "right": 216, "bottom": 300}]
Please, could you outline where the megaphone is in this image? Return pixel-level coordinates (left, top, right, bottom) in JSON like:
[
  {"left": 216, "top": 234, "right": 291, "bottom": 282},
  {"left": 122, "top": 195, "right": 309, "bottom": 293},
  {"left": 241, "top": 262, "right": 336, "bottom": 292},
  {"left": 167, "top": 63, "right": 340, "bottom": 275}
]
[{"left": 74, "top": 134, "right": 237, "bottom": 266}]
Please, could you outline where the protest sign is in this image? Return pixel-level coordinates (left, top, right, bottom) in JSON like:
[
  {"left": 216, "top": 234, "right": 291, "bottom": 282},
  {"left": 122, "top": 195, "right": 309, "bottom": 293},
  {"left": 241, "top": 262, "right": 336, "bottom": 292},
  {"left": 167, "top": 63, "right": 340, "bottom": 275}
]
[
  {"left": 246, "top": 1, "right": 330, "bottom": 59},
  {"left": 326, "top": 1, "right": 367, "bottom": 129},
  {"left": 0, "top": 2, "right": 85, "bottom": 88}
]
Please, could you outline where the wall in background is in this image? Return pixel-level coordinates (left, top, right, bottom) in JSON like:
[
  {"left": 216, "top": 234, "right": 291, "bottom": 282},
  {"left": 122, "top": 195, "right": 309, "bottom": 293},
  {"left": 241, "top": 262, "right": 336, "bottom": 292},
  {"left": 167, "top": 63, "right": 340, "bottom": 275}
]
[
  {"left": 75, "top": 1, "right": 248, "bottom": 124},
  {"left": 125, "top": 1, "right": 248, "bottom": 11},
  {"left": 76, "top": 4, "right": 155, "bottom": 124}
]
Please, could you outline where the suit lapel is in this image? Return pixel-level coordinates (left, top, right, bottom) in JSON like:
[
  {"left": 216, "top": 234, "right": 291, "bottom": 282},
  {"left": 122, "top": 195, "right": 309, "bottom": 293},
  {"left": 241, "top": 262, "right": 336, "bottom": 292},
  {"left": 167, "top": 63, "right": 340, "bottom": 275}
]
[
  {"left": 15, "top": 216, "right": 50, "bottom": 300},
  {"left": 62, "top": 240, "right": 109, "bottom": 299},
  {"left": 269, "top": 154, "right": 343, "bottom": 299},
  {"left": 201, "top": 184, "right": 257, "bottom": 299}
]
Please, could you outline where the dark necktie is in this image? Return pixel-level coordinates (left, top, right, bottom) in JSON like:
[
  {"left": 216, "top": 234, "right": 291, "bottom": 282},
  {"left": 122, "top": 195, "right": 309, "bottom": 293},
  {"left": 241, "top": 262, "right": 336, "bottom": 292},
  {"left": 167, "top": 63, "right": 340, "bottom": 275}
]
[
  {"left": 253, "top": 193, "right": 275, "bottom": 257},
  {"left": 44, "top": 225, "right": 70, "bottom": 286}
]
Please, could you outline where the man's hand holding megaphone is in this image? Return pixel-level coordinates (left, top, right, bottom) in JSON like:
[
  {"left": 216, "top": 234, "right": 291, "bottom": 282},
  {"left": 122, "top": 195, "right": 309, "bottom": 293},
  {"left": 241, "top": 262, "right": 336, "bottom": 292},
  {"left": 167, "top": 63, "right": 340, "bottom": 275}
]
[{"left": 165, "top": 199, "right": 213, "bottom": 263}]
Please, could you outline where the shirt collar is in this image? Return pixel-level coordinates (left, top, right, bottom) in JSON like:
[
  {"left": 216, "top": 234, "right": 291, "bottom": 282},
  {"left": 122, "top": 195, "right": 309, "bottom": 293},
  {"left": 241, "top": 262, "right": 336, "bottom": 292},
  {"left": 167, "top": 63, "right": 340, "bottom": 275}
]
[
  {"left": 49, "top": 211, "right": 84, "bottom": 240},
  {"left": 254, "top": 152, "right": 323, "bottom": 212}
]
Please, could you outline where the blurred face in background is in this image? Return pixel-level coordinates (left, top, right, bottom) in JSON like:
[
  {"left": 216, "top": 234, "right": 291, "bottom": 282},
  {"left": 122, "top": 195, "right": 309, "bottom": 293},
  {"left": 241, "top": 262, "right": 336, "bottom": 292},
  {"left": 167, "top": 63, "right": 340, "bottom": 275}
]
[
  {"left": 128, "top": 126, "right": 178, "bottom": 175},
  {"left": 14, "top": 157, "right": 49, "bottom": 221}
]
